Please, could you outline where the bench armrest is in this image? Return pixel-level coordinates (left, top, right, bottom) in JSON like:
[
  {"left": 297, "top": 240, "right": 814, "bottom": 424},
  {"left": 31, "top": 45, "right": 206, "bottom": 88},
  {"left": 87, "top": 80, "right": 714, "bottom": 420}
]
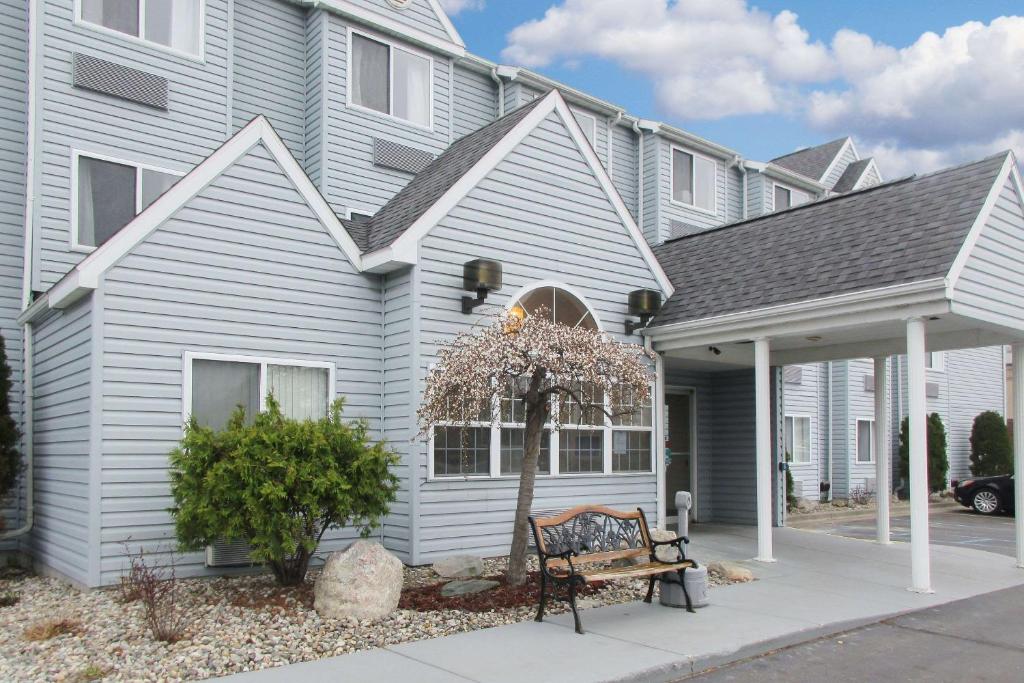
[{"left": 651, "top": 535, "right": 689, "bottom": 546}]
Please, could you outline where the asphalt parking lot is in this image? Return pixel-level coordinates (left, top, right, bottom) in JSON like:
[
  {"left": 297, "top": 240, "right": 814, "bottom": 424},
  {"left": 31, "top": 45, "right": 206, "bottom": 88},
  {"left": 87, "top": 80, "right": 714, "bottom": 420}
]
[{"left": 813, "top": 508, "right": 1016, "bottom": 557}]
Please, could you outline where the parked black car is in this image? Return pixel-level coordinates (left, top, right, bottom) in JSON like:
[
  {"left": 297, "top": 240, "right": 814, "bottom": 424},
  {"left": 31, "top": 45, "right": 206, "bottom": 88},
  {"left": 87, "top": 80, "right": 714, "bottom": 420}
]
[{"left": 953, "top": 475, "right": 1014, "bottom": 515}]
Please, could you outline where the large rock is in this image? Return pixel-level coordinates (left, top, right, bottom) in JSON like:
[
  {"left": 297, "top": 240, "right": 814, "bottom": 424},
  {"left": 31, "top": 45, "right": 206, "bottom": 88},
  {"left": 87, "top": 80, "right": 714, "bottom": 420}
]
[
  {"left": 432, "top": 554, "right": 484, "bottom": 578},
  {"left": 314, "top": 541, "right": 403, "bottom": 620},
  {"left": 440, "top": 579, "right": 499, "bottom": 597},
  {"left": 707, "top": 560, "right": 754, "bottom": 583},
  {"left": 649, "top": 528, "right": 683, "bottom": 563}
]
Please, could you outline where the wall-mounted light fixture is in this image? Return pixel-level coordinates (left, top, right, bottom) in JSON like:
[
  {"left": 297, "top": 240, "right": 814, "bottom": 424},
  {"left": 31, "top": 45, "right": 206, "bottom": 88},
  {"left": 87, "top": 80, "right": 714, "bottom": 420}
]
[
  {"left": 461, "top": 258, "right": 503, "bottom": 314},
  {"left": 625, "top": 288, "right": 662, "bottom": 335}
]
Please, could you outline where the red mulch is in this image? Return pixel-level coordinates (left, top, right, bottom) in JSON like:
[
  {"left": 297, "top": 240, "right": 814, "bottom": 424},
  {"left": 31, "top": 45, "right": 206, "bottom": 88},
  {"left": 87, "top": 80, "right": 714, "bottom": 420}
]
[{"left": 399, "top": 572, "right": 608, "bottom": 612}]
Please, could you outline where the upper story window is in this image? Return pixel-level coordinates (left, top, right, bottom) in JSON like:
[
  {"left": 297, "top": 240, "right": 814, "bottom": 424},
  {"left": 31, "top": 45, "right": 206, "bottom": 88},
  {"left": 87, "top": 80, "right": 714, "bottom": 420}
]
[
  {"left": 671, "top": 146, "right": 716, "bottom": 213},
  {"left": 925, "top": 352, "right": 944, "bottom": 371},
  {"left": 784, "top": 415, "right": 812, "bottom": 464},
  {"left": 350, "top": 31, "right": 432, "bottom": 129},
  {"left": 73, "top": 152, "right": 182, "bottom": 251},
  {"left": 79, "top": 0, "right": 204, "bottom": 58},
  {"left": 572, "top": 110, "right": 598, "bottom": 148},
  {"left": 774, "top": 184, "right": 810, "bottom": 211}
]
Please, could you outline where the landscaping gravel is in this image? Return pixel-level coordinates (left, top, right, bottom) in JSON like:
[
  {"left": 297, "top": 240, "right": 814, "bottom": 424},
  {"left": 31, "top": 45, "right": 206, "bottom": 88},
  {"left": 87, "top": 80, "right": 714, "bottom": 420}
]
[{"left": 0, "top": 556, "right": 732, "bottom": 682}]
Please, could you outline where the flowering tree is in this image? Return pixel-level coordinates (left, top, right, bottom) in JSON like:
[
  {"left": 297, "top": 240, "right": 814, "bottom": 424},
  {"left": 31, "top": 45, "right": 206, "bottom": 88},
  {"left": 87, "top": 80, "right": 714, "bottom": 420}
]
[{"left": 418, "top": 310, "right": 656, "bottom": 585}]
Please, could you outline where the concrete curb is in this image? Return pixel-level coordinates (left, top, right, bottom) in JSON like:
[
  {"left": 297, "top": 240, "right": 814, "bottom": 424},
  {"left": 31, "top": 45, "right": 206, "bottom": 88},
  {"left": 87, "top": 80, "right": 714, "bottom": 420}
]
[{"left": 786, "top": 500, "right": 960, "bottom": 527}]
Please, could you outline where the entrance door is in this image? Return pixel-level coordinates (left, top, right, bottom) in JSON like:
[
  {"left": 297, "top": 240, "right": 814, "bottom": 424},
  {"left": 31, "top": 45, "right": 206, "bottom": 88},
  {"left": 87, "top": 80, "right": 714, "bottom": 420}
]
[{"left": 665, "top": 391, "right": 694, "bottom": 520}]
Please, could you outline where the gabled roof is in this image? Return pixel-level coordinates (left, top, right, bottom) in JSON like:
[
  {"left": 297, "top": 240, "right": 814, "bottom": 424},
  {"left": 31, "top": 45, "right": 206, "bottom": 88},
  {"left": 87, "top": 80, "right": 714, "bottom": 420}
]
[
  {"left": 305, "top": 0, "right": 465, "bottom": 56},
  {"left": 650, "top": 152, "right": 1012, "bottom": 328},
  {"left": 832, "top": 158, "right": 874, "bottom": 194},
  {"left": 770, "top": 137, "right": 851, "bottom": 182},
  {"left": 362, "top": 97, "right": 546, "bottom": 253}
]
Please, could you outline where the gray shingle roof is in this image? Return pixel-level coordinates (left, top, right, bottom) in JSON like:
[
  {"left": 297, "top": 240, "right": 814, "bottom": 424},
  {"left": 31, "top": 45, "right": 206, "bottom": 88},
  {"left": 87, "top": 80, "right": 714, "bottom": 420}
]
[
  {"left": 832, "top": 158, "right": 873, "bottom": 194},
  {"left": 651, "top": 153, "right": 1009, "bottom": 328},
  {"left": 770, "top": 137, "right": 849, "bottom": 181},
  {"left": 361, "top": 97, "right": 547, "bottom": 253}
]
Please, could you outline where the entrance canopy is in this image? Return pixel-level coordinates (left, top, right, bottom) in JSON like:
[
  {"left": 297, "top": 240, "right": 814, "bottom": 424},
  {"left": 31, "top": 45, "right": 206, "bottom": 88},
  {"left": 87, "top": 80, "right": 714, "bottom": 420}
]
[{"left": 645, "top": 151, "right": 1024, "bottom": 593}]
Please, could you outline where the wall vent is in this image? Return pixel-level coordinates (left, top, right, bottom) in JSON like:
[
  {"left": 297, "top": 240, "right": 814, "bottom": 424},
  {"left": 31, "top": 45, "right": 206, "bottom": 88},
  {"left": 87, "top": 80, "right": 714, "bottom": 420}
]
[
  {"left": 863, "top": 374, "right": 874, "bottom": 392},
  {"left": 73, "top": 53, "right": 168, "bottom": 110},
  {"left": 206, "top": 539, "right": 256, "bottom": 568},
  {"left": 783, "top": 366, "right": 803, "bottom": 384},
  {"left": 669, "top": 220, "right": 702, "bottom": 239},
  {"left": 926, "top": 382, "right": 940, "bottom": 398},
  {"left": 373, "top": 138, "right": 435, "bottom": 174}
]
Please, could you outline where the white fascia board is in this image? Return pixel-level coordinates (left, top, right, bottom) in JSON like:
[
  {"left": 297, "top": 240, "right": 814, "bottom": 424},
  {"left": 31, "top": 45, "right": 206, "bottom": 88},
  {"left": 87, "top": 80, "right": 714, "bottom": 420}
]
[
  {"left": 362, "top": 241, "right": 418, "bottom": 273},
  {"left": 500, "top": 68, "right": 628, "bottom": 118},
  {"left": 649, "top": 121, "right": 738, "bottom": 161},
  {"left": 646, "top": 278, "right": 949, "bottom": 350},
  {"left": 49, "top": 116, "right": 364, "bottom": 309},
  {"left": 311, "top": 0, "right": 465, "bottom": 56},
  {"left": 16, "top": 294, "right": 50, "bottom": 325},
  {"left": 426, "top": 0, "right": 466, "bottom": 48},
  {"left": 945, "top": 152, "right": 1014, "bottom": 292},
  {"left": 818, "top": 137, "right": 854, "bottom": 183},
  {"left": 758, "top": 162, "right": 828, "bottom": 193}
]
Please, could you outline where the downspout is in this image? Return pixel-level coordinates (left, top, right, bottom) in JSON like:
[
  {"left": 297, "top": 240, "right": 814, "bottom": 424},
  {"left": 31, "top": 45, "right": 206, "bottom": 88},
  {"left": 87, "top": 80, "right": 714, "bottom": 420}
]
[
  {"left": 633, "top": 120, "right": 644, "bottom": 234},
  {"left": 2, "top": 0, "right": 40, "bottom": 541},
  {"left": 732, "top": 155, "right": 748, "bottom": 220},
  {"left": 490, "top": 67, "right": 504, "bottom": 118}
]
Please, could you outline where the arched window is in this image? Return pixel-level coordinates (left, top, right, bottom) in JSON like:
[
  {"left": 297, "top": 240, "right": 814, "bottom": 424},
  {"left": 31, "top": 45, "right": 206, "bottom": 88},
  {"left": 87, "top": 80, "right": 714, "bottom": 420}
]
[{"left": 510, "top": 286, "right": 598, "bottom": 330}]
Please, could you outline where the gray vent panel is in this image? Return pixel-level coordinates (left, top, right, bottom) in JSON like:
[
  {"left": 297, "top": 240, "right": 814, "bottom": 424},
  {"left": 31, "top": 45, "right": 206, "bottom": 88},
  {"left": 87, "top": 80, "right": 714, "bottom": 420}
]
[
  {"left": 783, "top": 366, "right": 803, "bottom": 384},
  {"left": 926, "top": 382, "right": 940, "bottom": 398},
  {"left": 206, "top": 539, "right": 255, "bottom": 568},
  {"left": 669, "top": 220, "right": 702, "bottom": 239},
  {"left": 373, "top": 138, "right": 435, "bottom": 174},
  {"left": 73, "top": 53, "right": 168, "bottom": 110},
  {"left": 863, "top": 374, "right": 874, "bottom": 392}
]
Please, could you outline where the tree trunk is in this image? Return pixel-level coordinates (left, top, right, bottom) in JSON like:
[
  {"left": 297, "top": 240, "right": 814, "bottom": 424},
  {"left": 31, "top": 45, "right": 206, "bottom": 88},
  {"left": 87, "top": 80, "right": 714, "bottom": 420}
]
[{"left": 507, "top": 370, "right": 547, "bottom": 586}]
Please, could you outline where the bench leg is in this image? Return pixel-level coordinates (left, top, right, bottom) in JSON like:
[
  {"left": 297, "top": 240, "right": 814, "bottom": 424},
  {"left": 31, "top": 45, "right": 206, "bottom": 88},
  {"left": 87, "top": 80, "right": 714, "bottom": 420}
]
[
  {"left": 569, "top": 580, "right": 584, "bottom": 635},
  {"left": 643, "top": 575, "right": 657, "bottom": 604},
  {"left": 535, "top": 573, "right": 547, "bottom": 623},
  {"left": 678, "top": 568, "right": 695, "bottom": 613}
]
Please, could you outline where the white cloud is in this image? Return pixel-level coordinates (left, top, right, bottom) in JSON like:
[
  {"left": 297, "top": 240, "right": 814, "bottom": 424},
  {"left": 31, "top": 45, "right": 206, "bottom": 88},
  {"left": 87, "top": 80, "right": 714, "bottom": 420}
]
[
  {"left": 502, "top": 0, "right": 833, "bottom": 119},
  {"left": 438, "top": 0, "right": 483, "bottom": 16},
  {"left": 502, "top": 3, "right": 1024, "bottom": 175}
]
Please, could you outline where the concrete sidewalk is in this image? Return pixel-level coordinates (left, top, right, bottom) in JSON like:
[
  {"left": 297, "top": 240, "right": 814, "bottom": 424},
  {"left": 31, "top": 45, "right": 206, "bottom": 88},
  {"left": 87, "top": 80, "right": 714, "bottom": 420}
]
[{"left": 212, "top": 526, "right": 1024, "bottom": 683}]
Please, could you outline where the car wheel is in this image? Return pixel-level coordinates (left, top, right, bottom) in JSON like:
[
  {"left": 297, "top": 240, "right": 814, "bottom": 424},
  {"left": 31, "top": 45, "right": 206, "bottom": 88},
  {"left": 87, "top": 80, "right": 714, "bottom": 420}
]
[{"left": 971, "top": 489, "right": 1001, "bottom": 515}]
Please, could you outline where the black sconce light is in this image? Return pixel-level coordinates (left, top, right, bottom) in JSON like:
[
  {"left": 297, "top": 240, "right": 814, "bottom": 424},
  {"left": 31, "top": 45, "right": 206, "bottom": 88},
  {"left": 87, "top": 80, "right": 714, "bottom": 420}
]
[
  {"left": 625, "top": 288, "right": 662, "bottom": 335},
  {"left": 461, "top": 258, "right": 503, "bottom": 314}
]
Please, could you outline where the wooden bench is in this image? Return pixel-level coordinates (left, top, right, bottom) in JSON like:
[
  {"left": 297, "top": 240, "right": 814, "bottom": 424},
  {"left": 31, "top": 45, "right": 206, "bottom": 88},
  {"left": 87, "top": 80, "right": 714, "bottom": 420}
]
[{"left": 529, "top": 504, "right": 697, "bottom": 634}]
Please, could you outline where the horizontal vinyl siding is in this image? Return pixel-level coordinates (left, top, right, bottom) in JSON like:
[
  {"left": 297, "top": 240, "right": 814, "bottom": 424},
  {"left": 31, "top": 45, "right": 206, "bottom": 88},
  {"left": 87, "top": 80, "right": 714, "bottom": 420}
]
[
  {"left": 414, "top": 110, "right": 663, "bottom": 560},
  {"left": 709, "top": 370, "right": 756, "bottom": 524},
  {"left": 451, "top": 64, "right": 496, "bottom": 140},
  {"left": 382, "top": 268, "right": 414, "bottom": 560},
  {"left": 844, "top": 359, "right": 882, "bottom": 494},
  {"left": 97, "top": 144, "right": 383, "bottom": 584},
  {"left": 940, "top": 347, "right": 1005, "bottom": 482},
  {"left": 36, "top": 0, "right": 230, "bottom": 290},
  {"left": 610, "top": 124, "right": 638, "bottom": 221},
  {"left": 782, "top": 364, "right": 821, "bottom": 499},
  {"left": 232, "top": 0, "right": 306, "bottom": 158},
  {"left": 31, "top": 300, "right": 93, "bottom": 585},
  {"left": 303, "top": 10, "right": 327, "bottom": 188},
  {"left": 345, "top": 0, "right": 455, "bottom": 45}
]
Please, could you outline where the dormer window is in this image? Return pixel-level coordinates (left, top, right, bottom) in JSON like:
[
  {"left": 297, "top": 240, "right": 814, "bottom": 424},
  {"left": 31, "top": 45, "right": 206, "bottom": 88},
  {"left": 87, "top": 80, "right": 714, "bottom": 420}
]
[
  {"left": 78, "top": 0, "right": 203, "bottom": 57},
  {"left": 350, "top": 31, "right": 432, "bottom": 129},
  {"left": 773, "top": 184, "right": 810, "bottom": 211},
  {"left": 671, "top": 146, "right": 716, "bottom": 213}
]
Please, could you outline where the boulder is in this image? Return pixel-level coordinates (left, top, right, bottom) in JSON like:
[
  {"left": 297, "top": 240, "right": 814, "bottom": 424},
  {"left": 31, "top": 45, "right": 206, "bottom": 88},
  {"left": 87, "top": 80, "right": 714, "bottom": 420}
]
[
  {"left": 440, "top": 579, "right": 500, "bottom": 597},
  {"left": 707, "top": 560, "right": 754, "bottom": 583},
  {"left": 649, "top": 528, "right": 682, "bottom": 563},
  {"left": 314, "top": 540, "right": 404, "bottom": 620},
  {"left": 432, "top": 554, "right": 484, "bottom": 579}
]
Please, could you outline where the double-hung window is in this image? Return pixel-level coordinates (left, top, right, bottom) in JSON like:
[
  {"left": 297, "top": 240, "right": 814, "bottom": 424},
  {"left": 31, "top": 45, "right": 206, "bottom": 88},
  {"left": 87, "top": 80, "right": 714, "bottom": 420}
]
[
  {"left": 73, "top": 152, "right": 182, "bottom": 250},
  {"left": 350, "top": 31, "right": 432, "bottom": 128},
  {"left": 773, "top": 184, "right": 811, "bottom": 211},
  {"left": 185, "top": 354, "right": 333, "bottom": 430},
  {"left": 672, "top": 146, "right": 716, "bottom": 212},
  {"left": 856, "top": 419, "right": 875, "bottom": 464},
  {"left": 79, "top": 0, "right": 204, "bottom": 57},
  {"left": 784, "top": 415, "right": 812, "bottom": 464},
  {"left": 611, "top": 388, "right": 654, "bottom": 473}
]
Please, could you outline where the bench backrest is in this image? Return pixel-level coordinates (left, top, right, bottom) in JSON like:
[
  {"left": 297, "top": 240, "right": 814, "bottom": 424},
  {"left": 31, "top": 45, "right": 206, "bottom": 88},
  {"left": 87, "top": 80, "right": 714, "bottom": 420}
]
[{"left": 529, "top": 505, "right": 653, "bottom": 568}]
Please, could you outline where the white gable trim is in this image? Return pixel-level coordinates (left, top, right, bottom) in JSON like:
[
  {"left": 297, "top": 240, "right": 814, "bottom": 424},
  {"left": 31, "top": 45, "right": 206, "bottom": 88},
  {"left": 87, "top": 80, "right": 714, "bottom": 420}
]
[
  {"left": 819, "top": 137, "right": 855, "bottom": 184},
  {"left": 426, "top": 0, "right": 466, "bottom": 48},
  {"left": 47, "top": 116, "right": 363, "bottom": 310},
  {"left": 945, "top": 153, "right": 1016, "bottom": 292},
  {"left": 311, "top": 0, "right": 465, "bottom": 56},
  {"left": 853, "top": 158, "right": 883, "bottom": 190},
  {"left": 369, "top": 90, "right": 675, "bottom": 296}
]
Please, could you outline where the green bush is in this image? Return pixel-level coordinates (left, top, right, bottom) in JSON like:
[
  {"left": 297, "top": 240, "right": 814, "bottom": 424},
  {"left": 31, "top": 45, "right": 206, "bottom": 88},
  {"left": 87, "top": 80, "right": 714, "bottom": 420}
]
[
  {"left": 170, "top": 396, "right": 399, "bottom": 586},
  {"left": 784, "top": 461, "right": 798, "bottom": 512},
  {"left": 969, "top": 411, "right": 1012, "bottom": 477},
  {"left": 0, "top": 334, "right": 21, "bottom": 513},
  {"left": 898, "top": 413, "right": 949, "bottom": 493}
]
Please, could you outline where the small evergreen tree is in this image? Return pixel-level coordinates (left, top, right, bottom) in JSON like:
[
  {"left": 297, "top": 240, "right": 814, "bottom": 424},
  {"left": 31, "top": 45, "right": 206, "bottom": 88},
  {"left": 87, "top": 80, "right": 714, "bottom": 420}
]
[
  {"left": 898, "top": 413, "right": 949, "bottom": 493},
  {"left": 785, "top": 464, "right": 798, "bottom": 512},
  {"left": 969, "top": 411, "right": 1012, "bottom": 477},
  {"left": 0, "top": 334, "right": 22, "bottom": 512}
]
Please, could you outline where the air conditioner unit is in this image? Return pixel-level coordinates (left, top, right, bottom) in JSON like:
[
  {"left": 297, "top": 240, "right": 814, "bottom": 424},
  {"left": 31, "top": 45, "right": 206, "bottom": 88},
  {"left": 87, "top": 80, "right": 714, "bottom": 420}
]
[{"left": 205, "top": 539, "right": 256, "bottom": 568}]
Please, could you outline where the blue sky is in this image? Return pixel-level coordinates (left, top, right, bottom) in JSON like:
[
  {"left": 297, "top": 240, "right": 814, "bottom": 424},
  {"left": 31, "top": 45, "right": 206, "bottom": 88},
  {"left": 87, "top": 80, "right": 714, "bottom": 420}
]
[{"left": 442, "top": 1, "right": 1024, "bottom": 175}]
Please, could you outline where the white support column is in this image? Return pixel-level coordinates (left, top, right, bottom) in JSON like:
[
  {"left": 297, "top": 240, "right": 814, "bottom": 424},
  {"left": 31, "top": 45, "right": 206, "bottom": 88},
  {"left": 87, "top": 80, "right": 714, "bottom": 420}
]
[
  {"left": 754, "top": 338, "right": 775, "bottom": 562},
  {"left": 907, "top": 318, "right": 932, "bottom": 592},
  {"left": 1013, "top": 343, "right": 1024, "bottom": 569},
  {"left": 874, "top": 356, "right": 891, "bottom": 544}
]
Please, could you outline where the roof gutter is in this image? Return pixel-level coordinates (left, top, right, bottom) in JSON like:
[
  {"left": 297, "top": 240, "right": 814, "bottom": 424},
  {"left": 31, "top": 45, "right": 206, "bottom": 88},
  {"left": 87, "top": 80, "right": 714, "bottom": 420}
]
[{"left": 746, "top": 160, "right": 827, "bottom": 194}]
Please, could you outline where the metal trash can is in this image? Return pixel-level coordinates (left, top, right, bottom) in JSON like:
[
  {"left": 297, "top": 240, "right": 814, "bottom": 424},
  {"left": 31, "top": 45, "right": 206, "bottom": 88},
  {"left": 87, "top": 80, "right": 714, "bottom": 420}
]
[{"left": 660, "top": 565, "right": 709, "bottom": 608}]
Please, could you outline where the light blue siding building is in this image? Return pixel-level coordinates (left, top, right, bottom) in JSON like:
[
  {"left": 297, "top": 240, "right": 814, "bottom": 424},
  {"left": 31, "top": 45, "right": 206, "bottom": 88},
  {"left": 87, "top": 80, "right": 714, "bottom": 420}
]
[{"left": 1, "top": 1, "right": 1021, "bottom": 589}]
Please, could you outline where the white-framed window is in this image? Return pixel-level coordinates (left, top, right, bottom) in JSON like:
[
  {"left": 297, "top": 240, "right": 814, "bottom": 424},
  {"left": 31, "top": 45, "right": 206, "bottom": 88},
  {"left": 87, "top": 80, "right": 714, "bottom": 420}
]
[
  {"left": 71, "top": 150, "right": 184, "bottom": 252},
  {"left": 572, "top": 110, "right": 598, "bottom": 148},
  {"left": 429, "top": 285, "right": 655, "bottom": 479},
  {"left": 76, "top": 0, "right": 205, "bottom": 59},
  {"left": 348, "top": 28, "right": 433, "bottom": 129},
  {"left": 784, "top": 415, "right": 812, "bottom": 464},
  {"left": 856, "top": 419, "right": 875, "bottom": 464},
  {"left": 671, "top": 145, "right": 717, "bottom": 213},
  {"left": 182, "top": 352, "right": 335, "bottom": 430},
  {"left": 773, "top": 183, "right": 811, "bottom": 211},
  {"left": 925, "top": 351, "right": 945, "bottom": 371}
]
